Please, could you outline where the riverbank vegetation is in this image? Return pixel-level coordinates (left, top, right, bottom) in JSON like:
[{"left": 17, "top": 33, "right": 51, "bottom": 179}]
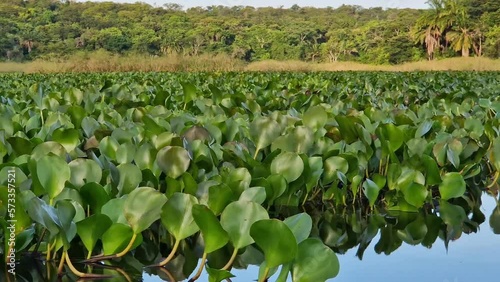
[{"left": 0, "top": 0, "right": 499, "bottom": 68}]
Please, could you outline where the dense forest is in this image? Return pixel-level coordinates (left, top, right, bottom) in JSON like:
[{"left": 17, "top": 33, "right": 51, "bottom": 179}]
[{"left": 0, "top": 0, "right": 499, "bottom": 64}]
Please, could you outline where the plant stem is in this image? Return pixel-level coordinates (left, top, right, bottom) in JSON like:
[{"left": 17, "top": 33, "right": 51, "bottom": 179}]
[
  {"left": 189, "top": 252, "right": 207, "bottom": 282},
  {"left": 156, "top": 238, "right": 181, "bottom": 267},
  {"left": 115, "top": 233, "right": 137, "bottom": 258},
  {"left": 222, "top": 248, "right": 239, "bottom": 270},
  {"left": 46, "top": 241, "right": 53, "bottom": 261},
  {"left": 64, "top": 251, "right": 87, "bottom": 277},
  {"left": 253, "top": 148, "right": 260, "bottom": 160},
  {"left": 58, "top": 253, "right": 66, "bottom": 274},
  {"left": 487, "top": 171, "right": 499, "bottom": 188},
  {"left": 259, "top": 267, "right": 270, "bottom": 282}
]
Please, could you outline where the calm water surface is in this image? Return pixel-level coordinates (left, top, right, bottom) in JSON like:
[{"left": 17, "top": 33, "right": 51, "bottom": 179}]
[{"left": 140, "top": 193, "right": 500, "bottom": 282}]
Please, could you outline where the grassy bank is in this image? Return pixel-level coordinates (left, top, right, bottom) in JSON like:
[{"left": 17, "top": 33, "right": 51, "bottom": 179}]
[
  {"left": 1, "top": 54, "right": 499, "bottom": 73},
  {"left": 246, "top": 57, "right": 500, "bottom": 72},
  {"left": 0, "top": 52, "right": 244, "bottom": 73}
]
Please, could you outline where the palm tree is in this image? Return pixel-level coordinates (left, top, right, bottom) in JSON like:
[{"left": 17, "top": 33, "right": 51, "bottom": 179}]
[{"left": 446, "top": 27, "right": 475, "bottom": 57}]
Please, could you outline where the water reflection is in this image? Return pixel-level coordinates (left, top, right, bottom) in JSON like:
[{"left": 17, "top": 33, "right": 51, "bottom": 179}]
[{"left": 5, "top": 192, "right": 499, "bottom": 282}]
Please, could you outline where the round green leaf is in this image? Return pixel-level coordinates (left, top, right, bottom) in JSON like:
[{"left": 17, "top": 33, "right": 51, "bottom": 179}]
[
  {"left": 220, "top": 201, "right": 269, "bottom": 249},
  {"left": 76, "top": 214, "right": 112, "bottom": 254},
  {"left": 303, "top": 105, "right": 327, "bottom": 130},
  {"left": 238, "top": 187, "right": 266, "bottom": 204},
  {"left": 80, "top": 182, "right": 110, "bottom": 214},
  {"left": 117, "top": 163, "right": 142, "bottom": 196},
  {"left": 161, "top": 192, "right": 199, "bottom": 240},
  {"left": 156, "top": 146, "right": 191, "bottom": 179},
  {"left": 52, "top": 128, "right": 80, "bottom": 153},
  {"left": 439, "top": 172, "right": 466, "bottom": 200},
  {"left": 124, "top": 187, "right": 167, "bottom": 234},
  {"left": 270, "top": 152, "right": 304, "bottom": 183},
  {"left": 362, "top": 179, "right": 381, "bottom": 207},
  {"left": 283, "top": 213, "right": 312, "bottom": 244},
  {"left": 250, "top": 116, "right": 281, "bottom": 152},
  {"left": 401, "top": 182, "right": 428, "bottom": 208},
  {"left": 69, "top": 158, "right": 102, "bottom": 188},
  {"left": 250, "top": 219, "right": 298, "bottom": 268},
  {"left": 36, "top": 155, "right": 71, "bottom": 200},
  {"left": 192, "top": 204, "right": 229, "bottom": 253},
  {"left": 292, "top": 238, "right": 340, "bottom": 282},
  {"left": 101, "top": 223, "right": 143, "bottom": 255},
  {"left": 322, "top": 156, "right": 348, "bottom": 184},
  {"left": 99, "top": 136, "right": 119, "bottom": 160},
  {"left": 489, "top": 204, "right": 500, "bottom": 234}
]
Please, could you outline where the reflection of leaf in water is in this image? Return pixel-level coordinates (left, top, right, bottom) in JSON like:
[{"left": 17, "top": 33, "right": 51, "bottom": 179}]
[
  {"left": 438, "top": 201, "right": 467, "bottom": 250},
  {"left": 375, "top": 225, "right": 402, "bottom": 255},
  {"left": 490, "top": 204, "right": 500, "bottom": 234}
]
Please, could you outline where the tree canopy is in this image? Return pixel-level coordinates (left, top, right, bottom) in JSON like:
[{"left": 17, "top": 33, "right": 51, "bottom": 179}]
[{"left": 0, "top": 0, "right": 498, "bottom": 64}]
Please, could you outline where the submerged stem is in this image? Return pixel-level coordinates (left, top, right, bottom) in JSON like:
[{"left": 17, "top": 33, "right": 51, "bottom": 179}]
[
  {"left": 487, "top": 171, "right": 499, "bottom": 188},
  {"left": 58, "top": 253, "right": 66, "bottom": 274},
  {"left": 156, "top": 238, "right": 181, "bottom": 267},
  {"left": 46, "top": 241, "right": 53, "bottom": 261},
  {"left": 115, "top": 233, "right": 137, "bottom": 258},
  {"left": 222, "top": 248, "right": 239, "bottom": 270},
  {"left": 259, "top": 267, "right": 270, "bottom": 282},
  {"left": 64, "top": 252, "right": 87, "bottom": 277},
  {"left": 189, "top": 252, "right": 208, "bottom": 282}
]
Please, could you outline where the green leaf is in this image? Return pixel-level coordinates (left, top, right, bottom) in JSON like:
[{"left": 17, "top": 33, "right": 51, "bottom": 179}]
[
  {"left": 303, "top": 106, "right": 327, "bottom": 130},
  {"left": 239, "top": 187, "right": 266, "bottom": 204},
  {"left": 76, "top": 214, "right": 112, "bottom": 254},
  {"left": 99, "top": 136, "right": 119, "bottom": 160},
  {"left": 362, "top": 179, "right": 381, "bottom": 207},
  {"left": 25, "top": 197, "right": 61, "bottom": 237},
  {"left": 192, "top": 204, "right": 229, "bottom": 253},
  {"left": 161, "top": 192, "right": 199, "bottom": 240},
  {"left": 220, "top": 201, "right": 269, "bottom": 249},
  {"left": 117, "top": 163, "right": 142, "bottom": 196},
  {"left": 421, "top": 155, "right": 441, "bottom": 186},
  {"left": 31, "top": 141, "right": 66, "bottom": 160},
  {"left": 207, "top": 184, "right": 234, "bottom": 215},
  {"left": 36, "top": 155, "right": 71, "bottom": 200},
  {"left": 250, "top": 116, "right": 281, "bottom": 153},
  {"left": 439, "top": 172, "right": 466, "bottom": 200},
  {"left": 124, "top": 187, "right": 167, "bottom": 234},
  {"left": 322, "top": 156, "right": 348, "bottom": 184},
  {"left": 156, "top": 146, "right": 191, "bottom": 179},
  {"left": 489, "top": 204, "right": 500, "bottom": 234},
  {"left": 415, "top": 120, "right": 433, "bottom": 138},
  {"left": 69, "top": 158, "right": 102, "bottom": 188},
  {"left": 446, "top": 138, "right": 463, "bottom": 169},
  {"left": 270, "top": 152, "right": 304, "bottom": 183},
  {"left": 181, "top": 82, "right": 197, "bottom": 106},
  {"left": 52, "top": 128, "right": 80, "bottom": 153},
  {"left": 292, "top": 238, "right": 340, "bottom": 282},
  {"left": 283, "top": 213, "right": 312, "bottom": 244},
  {"left": 101, "top": 223, "right": 143, "bottom": 255},
  {"left": 250, "top": 219, "right": 298, "bottom": 268},
  {"left": 101, "top": 197, "right": 127, "bottom": 224},
  {"left": 206, "top": 265, "right": 235, "bottom": 282},
  {"left": 401, "top": 182, "right": 428, "bottom": 208},
  {"left": 488, "top": 137, "right": 500, "bottom": 171}
]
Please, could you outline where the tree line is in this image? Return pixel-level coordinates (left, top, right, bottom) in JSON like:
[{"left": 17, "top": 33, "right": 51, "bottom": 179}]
[{"left": 0, "top": 0, "right": 499, "bottom": 64}]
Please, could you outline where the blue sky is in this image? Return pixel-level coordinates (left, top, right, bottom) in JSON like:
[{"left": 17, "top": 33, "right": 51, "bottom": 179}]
[{"left": 78, "top": 0, "right": 430, "bottom": 9}]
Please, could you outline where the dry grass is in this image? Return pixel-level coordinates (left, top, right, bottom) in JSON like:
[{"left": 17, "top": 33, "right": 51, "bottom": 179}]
[
  {"left": 246, "top": 57, "right": 500, "bottom": 72},
  {"left": 0, "top": 62, "right": 29, "bottom": 73},
  {"left": 1, "top": 54, "right": 499, "bottom": 73},
  {"left": 0, "top": 51, "right": 245, "bottom": 73}
]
